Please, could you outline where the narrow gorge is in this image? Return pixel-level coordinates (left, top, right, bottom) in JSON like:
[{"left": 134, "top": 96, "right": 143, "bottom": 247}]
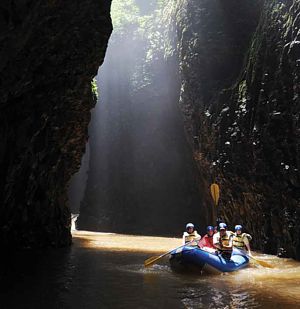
[
  {"left": 74, "top": 0, "right": 300, "bottom": 259},
  {"left": 0, "top": 0, "right": 299, "bottom": 261}
]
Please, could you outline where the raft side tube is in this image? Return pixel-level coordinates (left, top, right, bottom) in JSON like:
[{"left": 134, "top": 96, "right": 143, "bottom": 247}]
[{"left": 170, "top": 246, "right": 249, "bottom": 273}]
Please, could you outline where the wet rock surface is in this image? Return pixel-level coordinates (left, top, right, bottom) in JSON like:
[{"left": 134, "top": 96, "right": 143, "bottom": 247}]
[
  {"left": 0, "top": 1, "right": 112, "bottom": 248},
  {"left": 174, "top": 0, "right": 300, "bottom": 258}
]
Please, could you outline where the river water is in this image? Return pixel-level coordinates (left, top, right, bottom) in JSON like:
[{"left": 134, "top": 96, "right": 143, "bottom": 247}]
[{"left": 1, "top": 230, "right": 300, "bottom": 309}]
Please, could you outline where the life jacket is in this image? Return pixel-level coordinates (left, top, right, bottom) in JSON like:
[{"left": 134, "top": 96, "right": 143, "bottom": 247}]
[
  {"left": 198, "top": 234, "right": 214, "bottom": 249},
  {"left": 233, "top": 233, "right": 251, "bottom": 249},
  {"left": 183, "top": 230, "right": 200, "bottom": 244},
  {"left": 214, "top": 231, "right": 233, "bottom": 252}
]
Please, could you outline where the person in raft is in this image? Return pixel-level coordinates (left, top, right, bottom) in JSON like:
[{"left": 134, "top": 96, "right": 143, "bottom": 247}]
[
  {"left": 198, "top": 225, "right": 215, "bottom": 252},
  {"left": 232, "top": 225, "right": 252, "bottom": 256},
  {"left": 182, "top": 223, "right": 201, "bottom": 245},
  {"left": 213, "top": 222, "right": 233, "bottom": 260}
]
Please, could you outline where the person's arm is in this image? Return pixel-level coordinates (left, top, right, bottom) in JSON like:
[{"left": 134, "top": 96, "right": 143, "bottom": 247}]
[
  {"left": 228, "top": 235, "right": 233, "bottom": 248},
  {"left": 213, "top": 234, "right": 221, "bottom": 250},
  {"left": 245, "top": 243, "right": 251, "bottom": 256},
  {"left": 243, "top": 235, "right": 251, "bottom": 255},
  {"left": 182, "top": 233, "right": 186, "bottom": 245},
  {"left": 194, "top": 231, "right": 201, "bottom": 241}
]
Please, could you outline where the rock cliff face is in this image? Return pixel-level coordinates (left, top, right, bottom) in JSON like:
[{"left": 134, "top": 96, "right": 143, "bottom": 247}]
[
  {"left": 75, "top": 0, "right": 299, "bottom": 258},
  {"left": 174, "top": 0, "right": 300, "bottom": 258},
  {"left": 1, "top": 0, "right": 298, "bottom": 260},
  {"left": 0, "top": 1, "right": 112, "bottom": 248}
]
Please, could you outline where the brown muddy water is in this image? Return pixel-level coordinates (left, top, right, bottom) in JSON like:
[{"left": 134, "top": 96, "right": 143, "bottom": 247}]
[{"left": 1, "top": 230, "right": 300, "bottom": 309}]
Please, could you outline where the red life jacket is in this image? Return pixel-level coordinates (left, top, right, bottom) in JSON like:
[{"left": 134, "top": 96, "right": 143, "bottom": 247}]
[{"left": 198, "top": 234, "right": 214, "bottom": 249}]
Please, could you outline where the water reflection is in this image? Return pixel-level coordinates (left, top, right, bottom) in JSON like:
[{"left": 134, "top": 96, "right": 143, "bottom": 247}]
[
  {"left": 0, "top": 231, "right": 300, "bottom": 308},
  {"left": 74, "top": 230, "right": 300, "bottom": 308}
]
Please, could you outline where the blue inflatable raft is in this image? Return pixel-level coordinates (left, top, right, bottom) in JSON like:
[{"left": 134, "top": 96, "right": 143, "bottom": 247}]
[{"left": 169, "top": 246, "right": 249, "bottom": 274}]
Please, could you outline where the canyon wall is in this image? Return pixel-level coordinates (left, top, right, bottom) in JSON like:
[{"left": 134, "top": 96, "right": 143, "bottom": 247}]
[
  {"left": 77, "top": 0, "right": 300, "bottom": 258},
  {"left": 173, "top": 0, "right": 300, "bottom": 258},
  {"left": 1, "top": 0, "right": 298, "bottom": 259},
  {"left": 0, "top": 0, "right": 112, "bottom": 248}
]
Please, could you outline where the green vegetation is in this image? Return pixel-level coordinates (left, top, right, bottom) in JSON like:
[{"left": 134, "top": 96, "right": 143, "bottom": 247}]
[
  {"left": 91, "top": 78, "right": 98, "bottom": 98},
  {"left": 110, "top": 0, "right": 174, "bottom": 91},
  {"left": 111, "top": 0, "right": 140, "bottom": 36},
  {"left": 111, "top": 0, "right": 170, "bottom": 44},
  {"left": 238, "top": 80, "right": 247, "bottom": 103}
]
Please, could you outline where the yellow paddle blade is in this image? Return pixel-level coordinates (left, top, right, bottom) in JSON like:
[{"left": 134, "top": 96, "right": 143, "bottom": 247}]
[
  {"left": 250, "top": 256, "right": 274, "bottom": 268},
  {"left": 144, "top": 255, "right": 162, "bottom": 267},
  {"left": 210, "top": 183, "right": 220, "bottom": 206},
  {"left": 144, "top": 241, "right": 192, "bottom": 268}
]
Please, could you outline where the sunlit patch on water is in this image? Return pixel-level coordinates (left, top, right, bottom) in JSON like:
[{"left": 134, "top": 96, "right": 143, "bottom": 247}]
[
  {"left": 2, "top": 230, "right": 298, "bottom": 309},
  {"left": 213, "top": 260, "right": 300, "bottom": 306},
  {"left": 70, "top": 230, "right": 300, "bottom": 308},
  {"left": 72, "top": 230, "right": 181, "bottom": 253}
]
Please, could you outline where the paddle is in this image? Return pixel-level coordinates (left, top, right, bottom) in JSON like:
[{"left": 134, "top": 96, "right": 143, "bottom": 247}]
[
  {"left": 247, "top": 254, "right": 274, "bottom": 268},
  {"left": 210, "top": 183, "right": 220, "bottom": 207},
  {"left": 144, "top": 240, "right": 194, "bottom": 267},
  {"left": 210, "top": 183, "right": 220, "bottom": 223},
  {"left": 235, "top": 248, "right": 274, "bottom": 268}
]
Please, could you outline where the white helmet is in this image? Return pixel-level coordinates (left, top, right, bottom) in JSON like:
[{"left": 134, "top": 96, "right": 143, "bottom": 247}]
[{"left": 186, "top": 223, "right": 194, "bottom": 230}]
